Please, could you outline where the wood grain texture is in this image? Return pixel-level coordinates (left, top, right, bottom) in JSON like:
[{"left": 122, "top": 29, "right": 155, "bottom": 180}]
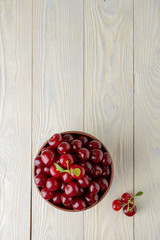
[
  {"left": 134, "top": 0, "right": 160, "bottom": 239},
  {"left": 83, "top": 0, "right": 134, "bottom": 239},
  {"left": 0, "top": 0, "right": 32, "bottom": 239},
  {"left": 32, "top": 0, "right": 84, "bottom": 239}
]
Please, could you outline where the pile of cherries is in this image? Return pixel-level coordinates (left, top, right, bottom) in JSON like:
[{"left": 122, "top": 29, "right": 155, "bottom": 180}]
[{"left": 34, "top": 133, "right": 112, "bottom": 211}]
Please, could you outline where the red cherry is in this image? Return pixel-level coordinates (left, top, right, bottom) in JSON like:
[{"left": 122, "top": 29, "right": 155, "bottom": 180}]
[
  {"left": 71, "top": 139, "right": 82, "bottom": 152},
  {"left": 52, "top": 191, "right": 62, "bottom": 205},
  {"left": 112, "top": 199, "right": 123, "bottom": 211},
  {"left": 102, "top": 166, "right": 110, "bottom": 177},
  {"left": 41, "top": 150, "right": 56, "bottom": 166},
  {"left": 77, "top": 135, "right": 89, "bottom": 146},
  {"left": 36, "top": 166, "right": 44, "bottom": 175},
  {"left": 41, "top": 146, "right": 55, "bottom": 154},
  {"left": 65, "top": 182, "right": 79, "bottom": 197},
  {"left": 90, "top": 164, "right": 103, "bottom": 178},
  {"left": 46, "top": 177, "right": 61, "bottom": 191},
  {"left": 77, "top": 187, "right": 85, "bottom": 197},
  {"left": 97, "top": 177, "right": 108, "bottom": 191},
  {"left": 58, "top": 142, "right": 71, "bottom": 155},
  {"left": 70, "top": 165, "right": 85, "bottom": 179},
  {"left": 63, "top": 134, "right": 74, "bottom": 143},
  {"left": 61, "top": 182, "right": 66, "bottom": 191},
  {"left": 89, "top": 181, "right": 100, "bottom": 194},
  {"left": 62, "top": 172, "right": 73, "bottom": 183},
  {"left": 121, "top": 192, "right": 132, "bottom": 204},
  {"left": 81, "top": 161, "right": 93, "bottom": 173},
  {"left": 77, "top": 176, "right": 89, "bottom": 188},
  {"left": 34, "top": 156, "right": 44, "bottom": 167},
  {"left": 88, "top": 140, "right": 101, "bottom": 150},
  {"left": 48, "top": 133, "right": 62, "bottom": 148},
  {"left": 84, "top": 193, "right": 98, "bottom": 205},
  {"left": 101, "top": 152, "right": 112, "bottom": 166},
  {"left": 85, "top": 174, "right": 92, "bottom": 182},
  {"left": 123, "top": 204, "right": 137, "bottom": 217},
  {"left": 72, "top": 198, "right": 86, "bottom": 211},
  {"left": 50, "top": 164, "right": 62, "bottom": 179},
  {"left": 61, "top": 192, "right": 73, "bottom": 208},
  {"left": 34, "top": 174, "right": 47, "bottom": 187},
  {"left": 78, "top": 148, "right": 90, "bottom": 161},
  {"left": 41, "top": 187, "right": 53, "bottom": 200},
  {"left": 90, "top": 149, "right": 103, "bottom": 163},
  {"left": 43, "top": 166, "right": 50, "bottom": 175},
  {"left": 59, "top": 154, "right": 74, "bottom": 168}
]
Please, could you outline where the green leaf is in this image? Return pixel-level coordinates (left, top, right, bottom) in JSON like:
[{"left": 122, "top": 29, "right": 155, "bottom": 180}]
[
  {"left": 54, "top": 163, "right": 66, "bottom": 173},
  {"left": 134, "top": 191, "right": 143, "bottom": 197},
  {"left": 73, "top": 168, "right": 81, "bottom": 177}
]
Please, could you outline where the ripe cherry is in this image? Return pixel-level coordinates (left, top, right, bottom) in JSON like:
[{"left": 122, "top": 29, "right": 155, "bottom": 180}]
[
  {"left": 84, "top": 193, "right": 98, "bottom": 205},
  {"left": 63, "top": 134, "right": 74, "bottom": 143},
  {"left": 85, "top": 174, "right": 92, "bottom": 182},
  {"left": 89, "top": 181, "right": 100, "bottom": 194},
  {"left": 48, "top": 133, "right": 62, "bottom": 148},
  {"left": 77, "top": 176, "right": 89, "bottom": 188},
  {"left": 78, "top": 148, "right": 90, "bottom": 161},
  {"left": 41, "top": 150, "right": 56, "bottom": 166},
  {"left": 77, "top": 135, "right": 89, "bottom": 146},
  {"left": 112, "top": 199, "right": 123, "bottom": 211},
  {"left": 34, "top": 156, "right": 44, "bottom": 167},
  {"left": 70, "top": 165, "right": 85, "bottom": 179},
  {"left": 50, "top": 164, "right": 62, "bottom": 179},
  {"left": 72, "top": 198, "right": 86, "bottom": 211},
  {"left": 34, "top": 174, "right": 47, "bottom": 187},
  {"left": 88, "top": 140, "right": 101, "bottom": 150},
  {"left": 90, "top": 164, "right": 103, "bottom": 178},
  {"left": 59, "top": 154, "right": 74, "bottom": 168},
  {"left": 101, "top": 152, "right": 112, "bottom": 166},
  {"left": 43, "top": 166, "right": 50, "bottom": 175},
  {"left": 121, "top": 192, "right": 132, "bottom": 204},
  {"left": 97, "top": 177, "right": 108, "bottom": 191},
  {"left": 57, "top": 142, "right": 71, "bottom": 155},
  {"left": 41, "top": 187, "right": 53, "bottom": 200},
  {"left": 90, "top": 149, "right": 103, "bottom": 163},
  {"left": 52, "top": 191, "right": 62, "bottom": 205},
  {"left": 41, "top": 146, "right": 55, "bottom": 154},
  {"left": 77, "top": 187, "right": 85, "bottom": 197},
  {"left": 46, "top": 177, "right": 61, "bottom": 191},
  {"left": 65, "top": 182, "right": 79, "bottom": 197},
  {"left": 102, "top": 166, "right": 110, "bottom": 177},
  {"left": 62, "top": 172, "right": 73, "bottom": 183},
  {"left": 61, "top": 193, "right": 73, "bottom": 208},
  {"left": 123, "top": 204, "right": 137, "bottom": 217},
  {"left": 81, "top": 161, "right": 93, "bottom": 173},
  {"left": 71, "top": 139, "right": 82, "bottom": 152},
  {"left": 61, "top": 182, "right": 66, "bottom": 191},
  {"left": 36, "top": 166, "right": 44, "bottom": 175}
]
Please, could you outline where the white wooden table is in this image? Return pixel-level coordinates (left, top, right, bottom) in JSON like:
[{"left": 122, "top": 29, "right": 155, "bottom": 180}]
[{"left": 0, "top": 0, "right": 160, "bottom": 239}]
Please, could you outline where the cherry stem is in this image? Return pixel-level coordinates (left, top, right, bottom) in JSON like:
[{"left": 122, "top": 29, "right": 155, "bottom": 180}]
[{"left": 66, "top": 160, "right": 69, "bottom": 171}]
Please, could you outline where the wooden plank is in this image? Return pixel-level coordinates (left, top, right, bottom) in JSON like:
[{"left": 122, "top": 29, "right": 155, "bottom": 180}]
[
  {"left": 134, "top": 0, "right": 160, "bottom": 239},
  {"left": 0, "top": 0, "right": 32, "bottom": 239},
  {"left": 83, "top": 0, "right": 134, "bottom": 239},
  {"left": 32, "top": 1, "right": 84, "bottom": 239}
]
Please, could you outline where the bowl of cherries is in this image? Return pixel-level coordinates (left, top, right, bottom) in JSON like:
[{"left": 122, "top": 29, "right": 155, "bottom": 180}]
[{"left": 34, "top": 131, "right": 114, "bottom": 211}]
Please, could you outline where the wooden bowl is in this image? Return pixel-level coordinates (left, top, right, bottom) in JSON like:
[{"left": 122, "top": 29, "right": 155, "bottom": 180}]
[{"left": 34, "top": 131, "right": 114, "bottom": 212}]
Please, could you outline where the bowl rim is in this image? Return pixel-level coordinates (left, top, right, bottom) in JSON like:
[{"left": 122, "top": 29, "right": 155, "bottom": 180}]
[{"left": 33, "top": 130, "right": 114, "bottom": 212}]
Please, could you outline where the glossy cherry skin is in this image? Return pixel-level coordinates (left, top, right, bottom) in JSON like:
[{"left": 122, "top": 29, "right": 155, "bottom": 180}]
[
  {"left": 50, "top": 164, "right": 62, "bottom": 179},
  {"left": 97, "top": 177, "right": 108, "bottom": 191},
  {"left": 59, "top": 154, "right": 74, "bottom": 168},
  {"left": 77, "top": 135, "right": 89, "bottom": 146},
  {"left": 112, "top": 199, "right": 123, "bottom": 211},
  {"left": 121, "top": 192, "right": 132, "bottom": 204},
  {"left": 41, "top": 187, "right": 53, "bottom": 200},
  {"left": 48, "top": 133, "right": 62, "bottom": 148},
  {"left": 43, "top": 166, "right": 50, "bottom": 175},
  {"left": 41, "top": 146, "right": 55, "bottom": 154},
  {"left": 62, "top": 172, "right": 73, "bottom": 183},
  {"left": 71, "top": 139, "right": 82, "bottom": 152},
  {"left": 102, "top": 166, "right": 110, "bottom": 177},
  {"left": 84, "top": 193, "right": 98, "bottom": 205},
  {"left": 90, "top": 149, "right": 103, "bottom": 163},
  {"left": 46, "top": 177, "right": 61, "bottom": 191},
  {"left": 101, "top": 152, "right": 112, "bottom": 166},
  {"left": 65, "top": 182, "right": 79, "bottom": 197},
  {"left": 77, "top": 176, "right": 90, "bottom": 188},
  {"left": 61, "top": 193, "right": 73, "bottom": 208},
  {"left": 63, "top": 134, "right": 74, "bottom": 143},
  {"left": 81, "top": 161, "right": 93, "bottom": 173},
  {"left": 88, "top": 140, "right": 101, "bottom": 150},
  {"left": 52, "top": 191, "right": 62, "bottom": 205},
  {"left": 90, "top": 164, "right": 103, "bottom": 178},
  {"left": 70, "top": 165, "right": 85, "bottom": 179},
  {"left": 57, "top": 142, "right": 71, "bottom": 155},
  {"left": 78, "top": 148, "right": 90, "bottom": 161},
  {"left": 34, "top": 174, "right": 47, "bottom": 187},
  {"left": 41, "top": 150, "right": 56, "bottom": 166},
  {"left": 61, "top": 182, "right": 66, "bottom": 191},
  {"left": 34, "top": 156, "right": 44, "bottom": 167},
  {"left": 72, "top": 198, "right": 86, "bottom": 211},
  {"left": 85, "top": 174, "right": 92, "bottom": 182},
  {"left": 89, "top": 181, "right": 100, "bottom": 194},
  {"left": 77, "top": 187, "right": 85, "bottom": 197},
  {"left": 123, "top": 204, "right": 137, "bottom": 217},
  {"left": 36, "top": 166, "right": 44, "bottom": 175}
]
